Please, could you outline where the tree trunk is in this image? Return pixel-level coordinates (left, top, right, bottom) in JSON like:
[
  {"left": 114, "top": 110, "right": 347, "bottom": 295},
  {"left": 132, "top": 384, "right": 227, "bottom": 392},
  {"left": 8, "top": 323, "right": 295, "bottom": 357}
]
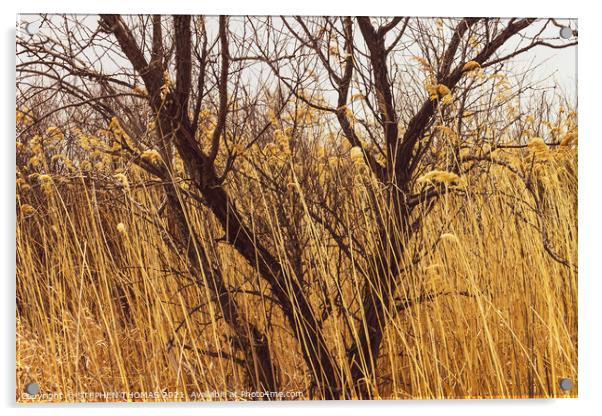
[
  {"left": 163, "top": 184, "right": 280, "bottom": 394},
  {"left": 197, "top": 170, "right": 342, "bottom": 398},
  {"left": 346, "top": 190, "right": 410, "bottom": 398}
]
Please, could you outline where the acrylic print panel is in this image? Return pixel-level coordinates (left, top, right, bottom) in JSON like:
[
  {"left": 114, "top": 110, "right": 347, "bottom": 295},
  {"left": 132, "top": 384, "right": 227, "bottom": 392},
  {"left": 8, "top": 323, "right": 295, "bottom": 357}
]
[{"left": 16, "top": 15, "right": 578, "bottom": 402}]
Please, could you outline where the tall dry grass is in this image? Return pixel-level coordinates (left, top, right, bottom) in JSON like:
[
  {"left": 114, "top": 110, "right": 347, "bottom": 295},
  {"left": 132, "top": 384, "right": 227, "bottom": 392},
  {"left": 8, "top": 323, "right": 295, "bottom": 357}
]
[{"left": 16, "top": 138, "right": 577, "bottom": 401}]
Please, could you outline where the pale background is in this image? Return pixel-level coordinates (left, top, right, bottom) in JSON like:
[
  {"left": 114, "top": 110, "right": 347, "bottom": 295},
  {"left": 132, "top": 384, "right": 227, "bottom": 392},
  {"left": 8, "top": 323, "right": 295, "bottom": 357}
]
[{"left": 1, "top": 1, "right": 598, "bottom": 415}]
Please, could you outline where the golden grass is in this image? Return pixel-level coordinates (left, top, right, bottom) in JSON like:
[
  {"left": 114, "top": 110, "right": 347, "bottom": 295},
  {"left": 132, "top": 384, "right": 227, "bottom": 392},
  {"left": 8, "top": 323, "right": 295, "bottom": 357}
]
[{"left": 16, "top": 144, "right": 577, "bottom": 402}]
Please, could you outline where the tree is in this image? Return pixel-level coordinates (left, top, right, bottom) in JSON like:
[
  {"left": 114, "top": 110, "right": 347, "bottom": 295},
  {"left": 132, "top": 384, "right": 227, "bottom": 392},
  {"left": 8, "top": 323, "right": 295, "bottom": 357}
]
[{"left": 16, "top": 15, "right": 577, "bottom": 399}]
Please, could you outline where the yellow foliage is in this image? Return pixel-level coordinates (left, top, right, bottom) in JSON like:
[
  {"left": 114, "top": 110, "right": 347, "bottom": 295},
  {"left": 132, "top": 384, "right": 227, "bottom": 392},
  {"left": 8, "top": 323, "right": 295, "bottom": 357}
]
[
  {"left": 46, "top": 127, "right": 64, "bottom": 140},
  {"left": 462, "top": 61, "right": 481, "bottom": 73},
  {"left": 274, "top": 129, "right": 291, "bottom": 155},
  {"left": 437, "top": 84, "right": 451, "bottom": 96},
  {"left": 132, "top": 85, "right": 147, "bottom": 96},
  {"left": 80, "top": 160, "right": 92, "bottom": 171},
  {"left": 114, "top": 173, "right": 130, "bottom": 190},
  {"left": 19, "top": 204, "right": 36, "bottom": 216},
  {"left": 16, "top": 107, "right": 34, "bottom": 126},
  {"left": 141, "top": 149, "right": 162, "bottom": 165},
  {"left": 528, "top": 137, "right": 550, "bottom": 160},
  {"left": 441, "top": 94, "right": 453, "bottom": 106},
  {"left": 350, "top": 146, "right": 364, "bottom": 164},
  {"left": 436, "top": 125, "right": 458, "bottom": 141},
  {"left": 413, "top": 56, "right": 433, "bottom": 73},
  {"left": 417, "top": 169, "right": 465, "bottom": 188},
  {"left": 560, "top": 132, "right": 577, "bottom": 146},
  {"left": 109, "top": 117, "right": 132, "bottom": 146},
  {"left": 38, "top": 174, "right": 53, "bottom": 194},
  {"left": 427, "top": 83, "right": 452, "bottom": 102}
]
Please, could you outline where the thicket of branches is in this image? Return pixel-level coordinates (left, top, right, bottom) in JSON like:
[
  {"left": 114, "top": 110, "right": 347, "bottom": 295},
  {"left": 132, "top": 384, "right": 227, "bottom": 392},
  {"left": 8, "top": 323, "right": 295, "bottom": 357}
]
[{"left": 16, "top": 16, "right": 577, "bottom": 399}]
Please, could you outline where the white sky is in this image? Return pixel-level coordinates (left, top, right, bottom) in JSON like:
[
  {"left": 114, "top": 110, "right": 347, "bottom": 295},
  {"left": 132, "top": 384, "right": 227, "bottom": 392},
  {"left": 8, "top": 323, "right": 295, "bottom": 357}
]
[{"left": 17, "top": 15, "right": 578, "bottom": 104}]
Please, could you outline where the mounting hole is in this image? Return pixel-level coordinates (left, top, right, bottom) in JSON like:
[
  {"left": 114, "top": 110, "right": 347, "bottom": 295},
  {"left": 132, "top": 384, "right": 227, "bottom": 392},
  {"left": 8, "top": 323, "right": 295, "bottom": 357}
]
[
  {"left": 24, "top": 382, "right": 40, "bottom": 395},
  {"left": 559, "top": 26, "right": 573, "bottom": 40},
  {"left": 24, "top": 21, "right": 40, "bottom": 36},
  {"left": 559, "top": 378, "right": 573, "bottom": 391}
]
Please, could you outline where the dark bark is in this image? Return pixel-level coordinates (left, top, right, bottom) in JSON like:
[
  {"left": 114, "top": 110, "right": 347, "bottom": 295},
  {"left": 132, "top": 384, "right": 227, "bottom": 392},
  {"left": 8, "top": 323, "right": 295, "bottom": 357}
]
[
  {"left": 344, "top": 17, "right": 536, "bottom": 398},
  {"left": 101, "top": 14, "right": 283, "bottom": 395},
  {"left": 196, "top": 169, "right": 342, "bottom": 398},
  {"left": 163, "top": 183, "right": 280, "bottom": 392},
  {"left": 100, "top": 14, "right": 342, "bottom": 398},
  {"left": 99, "top": 14, "right": 541, "bottom": 399}
]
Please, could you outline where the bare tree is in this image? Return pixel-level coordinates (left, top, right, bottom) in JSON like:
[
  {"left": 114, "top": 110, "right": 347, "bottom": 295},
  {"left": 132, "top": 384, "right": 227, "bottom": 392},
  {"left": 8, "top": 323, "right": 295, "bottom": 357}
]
[{"left": 16, "top": 15, "right": 577, "bottom": 399}]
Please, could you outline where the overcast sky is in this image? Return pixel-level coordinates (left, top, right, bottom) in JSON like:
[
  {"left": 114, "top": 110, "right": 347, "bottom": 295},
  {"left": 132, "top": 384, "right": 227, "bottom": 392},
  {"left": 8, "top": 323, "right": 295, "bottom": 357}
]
[{"left": 17, "top": 15, "right": 578, "bottom": 105}]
